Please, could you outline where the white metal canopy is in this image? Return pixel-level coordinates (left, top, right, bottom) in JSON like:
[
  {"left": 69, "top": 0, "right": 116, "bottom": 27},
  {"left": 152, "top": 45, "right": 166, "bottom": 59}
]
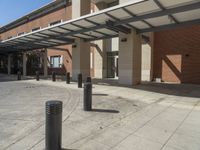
[{"left": 0, "top": 0, "right": 200, "bottom": 53}]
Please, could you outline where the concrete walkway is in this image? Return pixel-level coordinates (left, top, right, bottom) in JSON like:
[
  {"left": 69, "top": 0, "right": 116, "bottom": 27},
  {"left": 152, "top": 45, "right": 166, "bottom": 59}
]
[{"left": 0, "top": 74, "right": 200, "bottom": 150}]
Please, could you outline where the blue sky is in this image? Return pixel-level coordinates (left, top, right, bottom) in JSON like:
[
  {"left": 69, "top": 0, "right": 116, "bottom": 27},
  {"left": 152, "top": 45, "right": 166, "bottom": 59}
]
[{"left": 0, "top": 0, "right": 52, "bottom": 26}]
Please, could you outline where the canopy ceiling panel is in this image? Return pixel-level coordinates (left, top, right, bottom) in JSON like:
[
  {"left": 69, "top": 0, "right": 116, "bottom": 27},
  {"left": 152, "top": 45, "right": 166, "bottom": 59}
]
[
  {"left": 146, "top": 16, "right": 175, "bottom": 26},
  {"left": 159, "top": 0, "right": 197, "bottom": 8},
  {"left": 0, "top": 0, "right": 200, "bottom": 53},
  {"left": 96, "top": 28, "right": 118, "bottom": 35},
  {"left": 27, "top": 35, "right": 43, "bottom": 39},
  {"left": 52, "top": 27, "right": 69, "bottom": 33},
  {"left": 48, "top": 39, "right": 67, "bottom": 43},
  {"left": 72, "top": 20, "right": 94, "bottom": 27},
  {"left": 74, "top": 34, "right": 93, "bottom": 39},
  {"left": 85, "top": 31, "right": 104, "bottom": 37},
  {"left": 88, "top": 14, "right": 111, "bottom": 24},
  {"left": 174, "top": 9, "right": 200, "bottom": 22},
  {"left": 61, "top": 24, "right": 81, "bottom": 30},
  {"left": 130, "top": 21, "right": 150, "bottom": 29},
  {"left": 107, "top": 9, "right": 130, "bottom": 19},
  {"left": 125, "top": 0, "right": 160, "bottom": 15}
]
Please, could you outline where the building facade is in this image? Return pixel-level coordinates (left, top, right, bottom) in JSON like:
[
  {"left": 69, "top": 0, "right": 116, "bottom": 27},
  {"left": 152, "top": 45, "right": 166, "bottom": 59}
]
[{"left": 0, "top": 0, "right": 199, "bottom": 84}]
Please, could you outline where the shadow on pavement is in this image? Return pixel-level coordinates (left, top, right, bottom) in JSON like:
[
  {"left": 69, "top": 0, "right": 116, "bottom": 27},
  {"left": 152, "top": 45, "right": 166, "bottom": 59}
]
[
  {"left": 0, "top": 74, "right": 34, "bottom": 82},
  {"left": 92, "top": 108, "right": 119, "bottom": 113},
  {"left": 92, "top": 78, "right": 200, "bottom": 98},
  {"left": 62, "top": 149, "right": 78, "bottom": 150},
  {"left": 92, "top": 93, "right": 108, "bottom": 96}
]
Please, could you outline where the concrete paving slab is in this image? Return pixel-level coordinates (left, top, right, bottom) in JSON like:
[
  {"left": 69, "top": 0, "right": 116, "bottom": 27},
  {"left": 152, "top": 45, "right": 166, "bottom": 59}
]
[
  {"left": 111, "top": 135, "right": 163, "bottom": 150},
  {"left": 0, "top": 74, "right": 200, "bottom": 150},
  {"left": 166, "top": 133, "right": 200, "bottom": 150}
]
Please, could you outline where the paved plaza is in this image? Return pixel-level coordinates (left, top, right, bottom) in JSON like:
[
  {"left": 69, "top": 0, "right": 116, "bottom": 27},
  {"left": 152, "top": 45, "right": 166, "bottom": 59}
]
[{"left": 0, "top": 74, "right": 200, "bottom": 150}]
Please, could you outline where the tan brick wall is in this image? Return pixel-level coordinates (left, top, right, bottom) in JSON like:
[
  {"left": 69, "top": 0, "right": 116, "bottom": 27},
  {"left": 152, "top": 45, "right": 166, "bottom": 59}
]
[{"left": 153, "top": 24, "right": 200, "bottom": 84}]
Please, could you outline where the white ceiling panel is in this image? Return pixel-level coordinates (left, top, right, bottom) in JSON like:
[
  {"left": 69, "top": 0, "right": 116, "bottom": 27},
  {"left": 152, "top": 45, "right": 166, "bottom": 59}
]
[
  {"left": 174, "top": 9, "right": 200, "bottom": 22},
  {"left": 130, "top": 21, "right": 150, "bottom": 29},
  {"left": 96, "top": 28, "right": 117, "bottom": 35},
  {"left": 61, "top": 24, "right": 81, "bottom": 31},
  {"left": 146, "top": 16, "right": 175, "bottom": 26},
  {"left": 27, "top": 35, "right": 43, "bottom": 39},
  {"left": 73, "top": 20, "right": 95, "bottom": 27},
  {"left": 126, "top": 0, "right": 160, "bottom": 15},
  {"left": 74, "top": 34, "right": 92, "bottom": 39},
  {"left": 85, "top": 31, "right": 103, "bottom": 37},
  {"left": 159, "top": 0, "right": 198, "bottom": 8},
  {"left": 107, "top": 9, "right": 130, "bottom": 20},
  {"left": 40, "top": 30, "right": 58, "bottom": 35},
  {"left": 88, "top": 14, "right": 110, "bottom": 24},
  {"left": 35, "top": 42, "right": 49, "bottom": 45},
  {"left": 19, "top": 37, "right": 34, "bottom": 41},
  {"left": 48, "top": 39, "right": 66, "bottom": 43},
  {"left": 51, "top": 27, "right": 69, "bottom": 33}
]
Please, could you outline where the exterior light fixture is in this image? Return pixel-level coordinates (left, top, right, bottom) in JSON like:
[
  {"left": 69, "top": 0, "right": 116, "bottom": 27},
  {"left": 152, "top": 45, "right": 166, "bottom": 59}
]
[
  {"left": 72, "top": 44, "right": 77, "bottom": 48},
  {"left": 121, "top": 38, "right": 127, "bottom": 42}
]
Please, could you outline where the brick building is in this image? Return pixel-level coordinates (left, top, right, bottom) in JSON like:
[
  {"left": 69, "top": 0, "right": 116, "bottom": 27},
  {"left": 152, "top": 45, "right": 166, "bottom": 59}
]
[
  {"left": 0, "top": 0, "right": 199, "bottom": 85},
  {"left": 0, "top": 0, "right": 73, "bottom": 75},
  {"left": 153, "top": 24, "right": 200, "bottom": 84}
]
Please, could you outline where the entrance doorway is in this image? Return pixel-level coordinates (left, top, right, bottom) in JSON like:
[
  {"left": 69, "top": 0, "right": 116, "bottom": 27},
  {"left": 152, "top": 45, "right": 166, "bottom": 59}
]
[{"left": 107, "top": 51, "right": 118, "bottom": 78}]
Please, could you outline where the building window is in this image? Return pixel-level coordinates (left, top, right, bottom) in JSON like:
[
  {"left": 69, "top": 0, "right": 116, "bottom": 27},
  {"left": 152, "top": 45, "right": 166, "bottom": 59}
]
[
  {"left": 50, "top": 56, "right": 63, "bottom": 68},
  {"left": 7, "top": 36, "right": 13, "bottom": 39},
  {"left": 90, "top": 52, "right": 93, "bottom": 69},
  {"left": 18, "top": 32, "right": 25, "bottom": 36},
  {"left": 32, "top": 27, "right": 41, "bottom": 32},
  {"left": 0, "top": 60, "right": 3, "bottom": 69},
  {"left": 108, "top": 0, "right": 119, "bottom": 7},
  {"left": 49, "top": 20, "right": 62, "bottom": 26}
]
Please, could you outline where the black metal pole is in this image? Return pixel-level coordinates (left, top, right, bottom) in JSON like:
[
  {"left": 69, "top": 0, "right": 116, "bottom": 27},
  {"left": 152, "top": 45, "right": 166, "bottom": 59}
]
[
  {"left": 36, "top": 71, "right": 40, "bottom": 81},
  {"left": 52, "top": 72, "right": 56, "bottom": 82},
  {"left": 66, "top": 72, "right": 70, "bottom": 84},
  {"left": 84, "top": 82, "right": 92, "bottom": 111},
  {"left": 17, "top": 71, "right": 21, "bottom": 80},
  {"left": 78, "top": 73, "right": 82, "bottom": 88},
  {"left": 45, "top": 101, "right": 63, "bottom": 150},
  {"left": 86, "top": 76, "right": 92, "bottom": 83}
]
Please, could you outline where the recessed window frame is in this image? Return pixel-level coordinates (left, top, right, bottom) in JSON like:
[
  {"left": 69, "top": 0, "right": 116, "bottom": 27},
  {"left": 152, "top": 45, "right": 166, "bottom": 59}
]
[
  {"left": 32, "top": 27, "right": 41, "bottom": 32},
  {"left": 49, "top": 20, "right": 63, "bottom": 27},
  {"left": 50, "top": 55, "right": 62, "bottom": 68},
  {"left": 7, "top": 36, "right": 13, "bottom": 39},
  {"left": 17, "top": 32, "right": 25, "bottom": 36}
]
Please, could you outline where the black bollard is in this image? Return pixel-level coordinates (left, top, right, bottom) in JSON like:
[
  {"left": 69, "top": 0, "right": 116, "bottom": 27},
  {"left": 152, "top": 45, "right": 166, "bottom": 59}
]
[
  {"left": 78, "top": 73, "right": 82, "bottom": 88},
  {"left": 46, "top": 101, "right": 63, "bottom": 150},
  {"left": 17, "top": 71, "right": 21, "bottom": 80},
  {"left": 52, "top": 72, "right": 56, "bottom": 82},
  {"left": 86, "top": 76, "right": 92, "bottom": 83},
  {"left": 84, "top": 82, "right": 92, "bottom": 111},
  {"left": 66, "top": 72, "right": 70, "bottom": 84},
  {"left": 36, "top": 71, "right": 40, "bottom": 81}
]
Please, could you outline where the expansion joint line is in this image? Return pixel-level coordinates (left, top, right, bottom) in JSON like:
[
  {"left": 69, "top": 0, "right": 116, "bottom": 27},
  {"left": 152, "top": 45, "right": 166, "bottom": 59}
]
[{"left": 160, "top": 101, "right": 200, "bottom": 150}]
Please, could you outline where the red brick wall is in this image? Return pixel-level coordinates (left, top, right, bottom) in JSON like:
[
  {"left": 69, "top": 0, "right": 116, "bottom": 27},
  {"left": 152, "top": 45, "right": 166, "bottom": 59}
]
[
  {"left": 153, "top": 24, "right": 200, "bottom": 84},
  {"left": 48, "top": 45, "right": 72, "bottom": 75}
]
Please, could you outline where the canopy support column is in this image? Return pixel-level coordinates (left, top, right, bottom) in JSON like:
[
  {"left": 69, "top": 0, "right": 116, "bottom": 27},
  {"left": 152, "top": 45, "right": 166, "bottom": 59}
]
[
  {"left": 43, "top": 49, "right": 48, "bottom": 77},
  {"left": 7, "top": 54, "right": 11, "bottom": 75},
  {"left": 72, "top": 39, "right": 90, "bottom": 81},
  {"left": 118, "top": 29, "right": 142, "bottom": 85},
  {"left": 72, "top": 0, "right": 91, "bottom": 81},
  {"left": 23, "top": 52, "right": 27, "bottom": 76},
  {"left": 94, "top": 2, "right": 112, "bottom": 79}
]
